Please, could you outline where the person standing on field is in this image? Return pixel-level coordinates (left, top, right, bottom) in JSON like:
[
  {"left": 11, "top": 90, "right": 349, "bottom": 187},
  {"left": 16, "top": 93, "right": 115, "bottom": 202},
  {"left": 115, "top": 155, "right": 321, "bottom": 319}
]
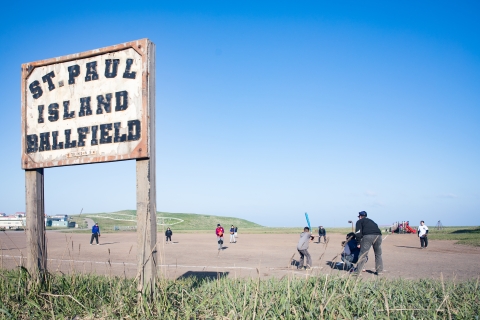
[
  {"left": 90, "top": 222, "right": 101, "bottom": 245},
  {"left": 229, "top": 225, "right": 236, "bottom": 243},
  {"left": 318, "top": 226, "right": 327, "bottom": 243},
  {"left": 354, "top": 211, "right": 383, "bottom": 276},
  {"left": 216, "top": 224, "right": 225, "bottom": 250},
  {"left": 165, "top": 227, "right": 173, "bottom": 243},
  {"left": 418, "top": 221, "right": 429, "bottom": 248},
  {"left": 234, "top": 226, "right": 238, "bottom": 240},
  {"left": 297, "top": 227, "right": 315, "bottom": 270}
]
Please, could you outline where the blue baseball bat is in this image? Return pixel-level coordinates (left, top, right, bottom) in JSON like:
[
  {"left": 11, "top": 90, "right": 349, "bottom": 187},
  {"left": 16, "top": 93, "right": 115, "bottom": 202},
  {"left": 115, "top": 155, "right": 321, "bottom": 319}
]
[{"left": 305, "top": 212, "right": 311, "bottom": 230}]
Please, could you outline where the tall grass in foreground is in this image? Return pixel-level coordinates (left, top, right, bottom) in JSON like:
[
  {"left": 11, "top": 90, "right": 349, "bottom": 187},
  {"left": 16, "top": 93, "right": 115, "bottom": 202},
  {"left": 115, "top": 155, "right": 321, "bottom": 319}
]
[{"left": 0, "top": 268, "right": 479, "bottom": 319}]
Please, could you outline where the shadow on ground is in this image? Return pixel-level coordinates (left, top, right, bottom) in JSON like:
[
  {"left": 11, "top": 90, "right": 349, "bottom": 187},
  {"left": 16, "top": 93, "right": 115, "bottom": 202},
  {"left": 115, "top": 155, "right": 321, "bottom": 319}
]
[
  {"left": 395, "top": 245, "right": 422, "bottom": 249},
  {"left": 326, "top": 261, "right": 348, "bottom": 271},
  {"left": 451, "top": 228, "right": 480, "bottom": 234},
  {"left": 177, "top": 271, "right": 229, "bottom": 285},
  {"left": 0, "top": 247, "right": 26, "bottom": 251}
]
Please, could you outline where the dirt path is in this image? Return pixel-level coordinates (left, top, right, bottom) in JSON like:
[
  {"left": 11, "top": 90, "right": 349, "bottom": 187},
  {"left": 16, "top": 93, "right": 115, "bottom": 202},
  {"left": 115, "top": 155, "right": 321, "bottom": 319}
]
[
  {"left": 84, "top": 218, "right": 95, "bottom": 229},
  {"left": 1, "top": 231, "right": 479, "bottom": 281}
]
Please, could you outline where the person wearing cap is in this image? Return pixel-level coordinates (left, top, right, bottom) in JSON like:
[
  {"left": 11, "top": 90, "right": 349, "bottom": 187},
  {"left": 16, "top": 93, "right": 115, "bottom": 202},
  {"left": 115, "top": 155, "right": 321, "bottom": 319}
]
[
  {"left": 297, "top": 226, "right": 316, "bottom": 270},
  {"left": 215, "top": 224, "right": 225, "bottom": 250},
  {"left": 353, "top": 211, "right": 383, "bottom": 276},
  {"left": 90, "top": 222, "right": 101, "bottom": 245},
  {"left": 341, "top": 232, "right": 360, "bottom": 272}
]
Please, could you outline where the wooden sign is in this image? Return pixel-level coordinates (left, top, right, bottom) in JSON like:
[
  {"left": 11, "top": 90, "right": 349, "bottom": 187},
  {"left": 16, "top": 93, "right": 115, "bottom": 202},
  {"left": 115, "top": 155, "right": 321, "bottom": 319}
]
[
  {"left": 21, "top": 39, "right": 153, "bottom": 169},
  {"left": 22, "top": 40, "right": 157, "bottom": 297}
]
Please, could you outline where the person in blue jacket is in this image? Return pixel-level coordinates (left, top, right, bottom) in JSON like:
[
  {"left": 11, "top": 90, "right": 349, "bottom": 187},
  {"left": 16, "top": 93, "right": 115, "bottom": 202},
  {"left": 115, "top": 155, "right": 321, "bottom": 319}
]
[
  {"left": 341, "top": 232, "right": 360, "bottom": 271},
  {"left": 90, "top": 222, "right": 101, "bottom": 245}
]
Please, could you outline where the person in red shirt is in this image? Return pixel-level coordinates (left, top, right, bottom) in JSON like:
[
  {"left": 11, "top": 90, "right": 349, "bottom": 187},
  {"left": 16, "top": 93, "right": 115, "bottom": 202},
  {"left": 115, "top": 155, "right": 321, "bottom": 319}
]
[{"left": 216, "top": 224, "right": 225, "bottom": 250}]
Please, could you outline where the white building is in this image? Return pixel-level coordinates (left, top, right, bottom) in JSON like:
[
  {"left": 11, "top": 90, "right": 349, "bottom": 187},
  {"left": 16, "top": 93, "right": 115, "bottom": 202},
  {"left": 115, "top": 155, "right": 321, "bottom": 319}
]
[{"left": 0, "top": 216, "right": 26, "bottom": 230}]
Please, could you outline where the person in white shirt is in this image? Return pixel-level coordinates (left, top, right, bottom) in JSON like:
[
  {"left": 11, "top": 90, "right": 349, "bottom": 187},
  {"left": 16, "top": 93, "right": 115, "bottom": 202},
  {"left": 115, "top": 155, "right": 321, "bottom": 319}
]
[{"left": 417, "top": 221, "right": 429, "bottom": 249}]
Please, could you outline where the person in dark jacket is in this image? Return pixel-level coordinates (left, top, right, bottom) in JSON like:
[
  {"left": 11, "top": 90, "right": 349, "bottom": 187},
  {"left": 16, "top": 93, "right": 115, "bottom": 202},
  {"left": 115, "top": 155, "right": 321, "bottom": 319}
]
[
  {"left": 318, "top": 226, "right": 327, "bottom": 243},
  {"left": 341, "top": 232, "right": 360, "bottom": 271},
  {"left": 90, "top": 223, "right": 101, "bottom": 245},
  {"left": 229, "top": 225, "right": 236, "bottom": 243},
  {"left": 353, "top": 211, "right": 383, "bottom": 276},
  {"left": 165, "top": 227, "right": 173, "bottom": 243}
]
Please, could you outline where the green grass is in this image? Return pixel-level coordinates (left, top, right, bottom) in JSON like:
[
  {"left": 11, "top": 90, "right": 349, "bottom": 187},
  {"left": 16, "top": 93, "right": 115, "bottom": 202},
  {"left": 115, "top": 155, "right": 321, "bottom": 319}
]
[
  {"left": 70, "top": 210, "right": 263, "bottom": 232},
  {"left": 1, "top": 268, "right": 479, "bottom": 319},
  {"left": 427, "top": 226, "right": 480, "bottom": 246}
]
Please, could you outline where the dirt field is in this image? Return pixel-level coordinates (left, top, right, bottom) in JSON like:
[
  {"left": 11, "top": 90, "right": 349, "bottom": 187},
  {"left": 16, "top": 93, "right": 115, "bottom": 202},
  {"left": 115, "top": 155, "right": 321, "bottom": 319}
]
[{"left": 1, "top": 231, "right": 479, "bottom": 281}]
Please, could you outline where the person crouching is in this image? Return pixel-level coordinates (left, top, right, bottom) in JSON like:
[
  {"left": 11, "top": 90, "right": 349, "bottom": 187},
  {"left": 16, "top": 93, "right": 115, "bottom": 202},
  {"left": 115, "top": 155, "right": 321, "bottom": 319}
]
[{"left": 341, "top": 232, "right": 360, "bottom": 272}]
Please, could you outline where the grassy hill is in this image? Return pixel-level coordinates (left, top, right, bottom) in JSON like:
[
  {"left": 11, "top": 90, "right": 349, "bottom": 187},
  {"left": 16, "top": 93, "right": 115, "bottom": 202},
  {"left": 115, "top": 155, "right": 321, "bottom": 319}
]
[
  {"left": 427, "top": 226, "right": 480, "bottom": 246},
  {"left": 70, "top": 210, "right": 263, "bottom": 232},
  {"left": 69, "top": 210, "right": 354, "bottom": 234}
]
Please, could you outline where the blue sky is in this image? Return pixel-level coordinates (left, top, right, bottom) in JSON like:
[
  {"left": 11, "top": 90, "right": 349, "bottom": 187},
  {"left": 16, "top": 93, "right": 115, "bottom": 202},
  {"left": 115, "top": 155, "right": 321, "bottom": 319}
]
[{"left": 1, "top": 1, "right": 479, "bottom": 227}]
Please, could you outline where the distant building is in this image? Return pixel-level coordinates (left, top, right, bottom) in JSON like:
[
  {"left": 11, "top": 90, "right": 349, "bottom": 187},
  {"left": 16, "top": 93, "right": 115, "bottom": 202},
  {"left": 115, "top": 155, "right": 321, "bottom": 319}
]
[
  {"left": 0, "top": 216, "right": 26, "bottom": 230},
  {"left": 50, "top": 215, "right": 68, "bottom": 221},
  {"left": 46, "top": 215, "right": 70, "bottom": 227}
]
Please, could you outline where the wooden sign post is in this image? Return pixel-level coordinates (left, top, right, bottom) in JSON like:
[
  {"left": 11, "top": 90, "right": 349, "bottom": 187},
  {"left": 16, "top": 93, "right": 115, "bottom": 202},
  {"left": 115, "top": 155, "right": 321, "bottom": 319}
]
[
  {"left": 25, "top": 168, "right": 46, "bottom": 282},
  {"left": 21, "top": 39, "right": 157, "bottom": 293}
]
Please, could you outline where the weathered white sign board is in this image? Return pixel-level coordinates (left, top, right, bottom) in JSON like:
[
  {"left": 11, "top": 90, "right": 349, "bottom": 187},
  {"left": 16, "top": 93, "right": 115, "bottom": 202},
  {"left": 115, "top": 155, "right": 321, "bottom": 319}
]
[
  {"left": 22, "top": 39, "right": 153, "bottom": 169},
  {"left": 21, "top": 39, "right": 157, "bottom": 297}
]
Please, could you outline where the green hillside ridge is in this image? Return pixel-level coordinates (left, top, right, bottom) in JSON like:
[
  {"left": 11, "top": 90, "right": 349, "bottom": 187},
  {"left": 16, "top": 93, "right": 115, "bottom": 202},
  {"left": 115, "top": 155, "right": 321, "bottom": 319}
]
[{"left": 71, "top": 210, "right": 263, "bottom": 231}]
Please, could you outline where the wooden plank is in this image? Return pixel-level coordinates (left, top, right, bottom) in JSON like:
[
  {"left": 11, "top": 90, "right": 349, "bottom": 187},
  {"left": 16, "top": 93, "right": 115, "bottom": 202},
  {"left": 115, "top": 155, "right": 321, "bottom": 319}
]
[
  {"left": 136, "top": 39, "right": 157, "bottom": 297},
  {"left": 25, "top": 169, "right": 47, "bottom": 281}
]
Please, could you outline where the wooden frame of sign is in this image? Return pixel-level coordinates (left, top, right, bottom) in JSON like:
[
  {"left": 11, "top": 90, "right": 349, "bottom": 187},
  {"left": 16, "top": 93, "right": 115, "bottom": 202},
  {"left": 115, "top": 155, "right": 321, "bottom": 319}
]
[{"left": 21, "top": 39, "right": 157, "bottom": 295}]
